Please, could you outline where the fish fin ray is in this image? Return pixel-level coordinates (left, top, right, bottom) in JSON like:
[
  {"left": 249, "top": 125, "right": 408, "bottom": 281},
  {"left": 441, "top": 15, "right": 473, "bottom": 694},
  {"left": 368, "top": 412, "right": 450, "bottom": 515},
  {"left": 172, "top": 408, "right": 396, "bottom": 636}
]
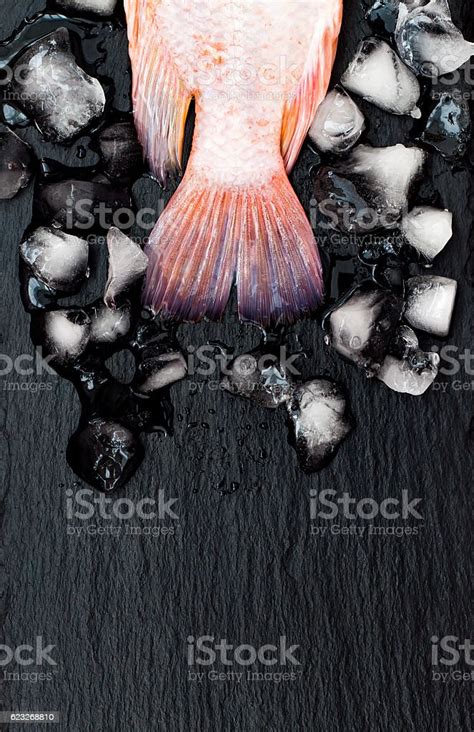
[
  {"left": 143, "top": 171, "right": 322, "bottom": 326},
  {"left": 236, "top": 173, "right": 323, "bottom": 326},
  {"left": 124, "top": 0, "right": 192, "bottom": 182},
  {"left": 281, "top": 1, "right": 343, "bottom": 173}
]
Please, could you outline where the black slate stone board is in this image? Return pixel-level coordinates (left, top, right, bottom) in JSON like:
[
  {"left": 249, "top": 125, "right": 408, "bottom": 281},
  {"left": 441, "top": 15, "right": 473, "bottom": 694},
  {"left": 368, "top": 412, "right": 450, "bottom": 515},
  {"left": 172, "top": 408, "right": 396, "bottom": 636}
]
[{"left": 0, "top": 1, "right": 472, "bottom": 730}]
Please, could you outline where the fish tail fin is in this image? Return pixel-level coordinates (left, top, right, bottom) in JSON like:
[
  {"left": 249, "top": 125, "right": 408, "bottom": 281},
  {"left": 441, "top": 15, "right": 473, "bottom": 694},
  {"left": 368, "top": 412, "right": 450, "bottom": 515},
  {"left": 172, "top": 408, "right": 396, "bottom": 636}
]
[{"left": 143, "top": 170, "right": 323, "bottom": 326}]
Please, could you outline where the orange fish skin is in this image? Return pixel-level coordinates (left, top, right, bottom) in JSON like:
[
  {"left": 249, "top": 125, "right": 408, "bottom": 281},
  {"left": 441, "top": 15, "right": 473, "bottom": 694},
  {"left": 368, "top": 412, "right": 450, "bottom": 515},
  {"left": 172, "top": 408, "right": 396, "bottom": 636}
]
[{"left": 125, "top": 0, "right": 343, "bottom": 326}]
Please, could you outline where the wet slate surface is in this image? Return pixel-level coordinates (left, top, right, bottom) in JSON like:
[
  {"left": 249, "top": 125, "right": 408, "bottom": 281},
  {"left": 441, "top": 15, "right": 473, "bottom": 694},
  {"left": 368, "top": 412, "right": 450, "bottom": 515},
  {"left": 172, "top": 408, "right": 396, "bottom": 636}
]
[{"left": 0, "top": 0, "right": 472, "bottom": 730}]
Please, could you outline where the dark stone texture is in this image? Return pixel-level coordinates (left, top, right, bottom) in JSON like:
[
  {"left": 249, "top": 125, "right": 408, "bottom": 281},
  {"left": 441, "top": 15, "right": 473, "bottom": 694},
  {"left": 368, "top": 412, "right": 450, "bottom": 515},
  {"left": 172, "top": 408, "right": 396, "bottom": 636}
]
[{"left": 0, "top": 1, "right": 472, "bottom": 730}]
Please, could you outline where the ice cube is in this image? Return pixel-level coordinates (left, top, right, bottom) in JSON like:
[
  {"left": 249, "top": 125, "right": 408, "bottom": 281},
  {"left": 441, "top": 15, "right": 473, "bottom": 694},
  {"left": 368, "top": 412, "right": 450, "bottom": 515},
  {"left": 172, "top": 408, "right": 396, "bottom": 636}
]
[
  {"left": 67, "top": 418, "right": 144, "bottom": 493},
  {"left": 98, "top": 121, "right": 143, "bottom": 182},
  {"left": 341, "top": 38, "right": 421, "bottom": 118},
  {"left": 287, "top": 379, "right": 352, "bottom": 472},
  {"left": 55, "top": 0, "right": 117, "bottom": 16},
  {"left": 2, "top": 104, "right": 29, "bottom": 128},
  {"left": 366, "top": 0, "right": 401, "bottom": 35},
  {"left": 404, "top": 275, "right": 457, "bottom": 336},
  {"left": 0, "top": 126, "right": 34, "bottom": 199},
  {"left": 70, "top": 355, "right": 172, "bottom": 434},
  {"left": 20, "top": 226, "right": 89, "bottom": 292},
  {"left": 389, "top": 324, "right": 420, "bottom": 357},
  {"left": 377, "top": 353, "right": 439, "bottom": 395},
  {"left": 308, "top": 87, "right": 365, "bottom": 155},
  {"left": 20, "top": 265, "right": 59, "bottom": 312},
  {"left": 221, "top": 346, "right": 294, "bottom": 409},
  {"left": 326, "top": 285, "right": 403, "bottom": 372},
  {"left": 35, "top": 178, "right": 132, "bottom": 229},
  {"left": 401, "top": 206, "right": 452, "bottom": 260},
  {"left": 314, "top": 144, "right": 426, "bottom": 233},
  {"left": 348, "top": 145, "right": 426, "bottom": 209},
  {"left": 33, "top": 308, "right": 91, "bottom": 365},
  {"left": 133, "top": 351, "right": 187, "bottom": 394},
  {"left": 421, "top": 93, "right": 471, "bottom": 163},
  {"left": 88, "top": 300, "right": 132, "bottom": 344},
  {"left": 396, "top": 0, "right": 474, "bottom": 76},
  {"left": 128, "top": 318, "right": 187, "bottom": 393},
  {"left": 378, "top": 323, "right": 440, "bottom": 394},
  {"left": 104, "top": 228, "right": 148, "bottom": 307},
  {"left": 11, "top": 28, "right": 105, "bottom": 143}
]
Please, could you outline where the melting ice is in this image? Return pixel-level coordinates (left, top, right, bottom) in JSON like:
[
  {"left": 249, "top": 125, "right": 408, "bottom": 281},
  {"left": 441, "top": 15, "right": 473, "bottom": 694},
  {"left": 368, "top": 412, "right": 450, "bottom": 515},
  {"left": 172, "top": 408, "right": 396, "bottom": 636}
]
[
  {"left": 341, "top": 38, "right": 421, "bottom": 118},
  {"left": 404, "top": 275, "right": 457, "bottom": 336},
  {"left": 20, "top": 226, "right": 89, "bottom": 293},
  {"left": 378, "top": 325, "right": 440, "bottom": 395},
  {"left": 314, "top": 143, "right": 426, "bottom": 233},
  {"left": 11, "top": 28, "right": 105, "bottom": 142},
  {"left": 327, "top": 285, "right": 404, "bottom": 373},
  {"left": 401, "top": 206, "right": 452, "bottom": 260},
  {"left": 0, "top": 127, "right": 34, "bottom": 200},
  {"left": 396, "top": 0, "right": 474, "bottom": 76},
  {"left": 308, "top": 87, "right": 365, "bottom": 155},
  {"left": 104, "top": 227, "right": 148, "bottom": 308},
  {"left": 287, "top": 379, "right": 352, "bottom": 472},
  {"left": 36, "top": 308, "right": 91, "bottom": 365}
]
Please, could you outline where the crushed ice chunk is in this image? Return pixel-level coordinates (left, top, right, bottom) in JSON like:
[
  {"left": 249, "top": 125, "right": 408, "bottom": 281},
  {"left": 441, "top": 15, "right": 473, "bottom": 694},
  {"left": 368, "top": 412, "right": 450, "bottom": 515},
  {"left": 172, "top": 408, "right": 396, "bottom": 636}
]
[
  {"left": 395, "top": 0, "right": 474, "bottom": 76},
  {"left": 341, "top": 38, "right": 421, "bottom": 118},
  {"left": 287, "top": 379, "right": 352, "bottom": 472},
  {"left": 327, "top": 285, "right": 403, "bottom": 372},
  {"left": 404, "top": 275, "right": 457, "bottom": 336},
  {"left": 55, "top": 0, "right": 117, "bottom": 16},
  {"left": 67, "top": 418, "right": 144, "bottom": 493},
  {"left": 104, "top": 227, "right": 148, "bottom": 308},
  {"left": 0, "top": 126, "right": 34, "bottom": 199},
  {"left": 88, "top": 300, "right": 132, "bottom": 344},
  {"left": 98, "top": 121, "right": 143, "bottom": 182},
  {"left": 11, "top": 28, "right": 105, "bottom": 143},
  {"left": 221, "top": 346, "right": 294, "bottom": 409},
  {"left": 133, "top": 351, "right": 187, "bottom": 394},
  {"left": 421, "top": 93, "right": 471, "bottom": 163},
  {"left": 35, "top": 308, "right": 91, "bottom": 364},
  {"left": 314, "top": 143, "right": 426, "bottom": 233},
  {"left": 35, "top": 178, "right": 132, "bottom": 228},
  {"left": 20, "top": 226, "right": 89, "bottom": 292},
  {"left": 308, "top": 87, "right": 365, "bottom": 154},
  {"left": 401, "top": 206, "right": 452, "bottom": 260},
  {"left": 377, "top": 353, "right": 439, "bottom": 395}
]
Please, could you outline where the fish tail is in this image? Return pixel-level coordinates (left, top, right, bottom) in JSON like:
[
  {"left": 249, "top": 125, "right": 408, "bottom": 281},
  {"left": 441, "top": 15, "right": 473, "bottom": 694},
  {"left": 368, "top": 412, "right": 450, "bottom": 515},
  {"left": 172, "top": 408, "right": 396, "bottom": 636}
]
[{"left": 142, "top": 171, "right": 323, "bottom": 327}]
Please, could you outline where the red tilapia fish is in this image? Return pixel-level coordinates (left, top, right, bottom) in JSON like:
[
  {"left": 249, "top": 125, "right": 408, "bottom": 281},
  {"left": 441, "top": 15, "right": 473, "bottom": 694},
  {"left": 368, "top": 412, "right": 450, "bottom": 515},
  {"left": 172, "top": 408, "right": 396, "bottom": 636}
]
[{"left": 125, "top": 0, "right": 343, "bottom": 326}]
